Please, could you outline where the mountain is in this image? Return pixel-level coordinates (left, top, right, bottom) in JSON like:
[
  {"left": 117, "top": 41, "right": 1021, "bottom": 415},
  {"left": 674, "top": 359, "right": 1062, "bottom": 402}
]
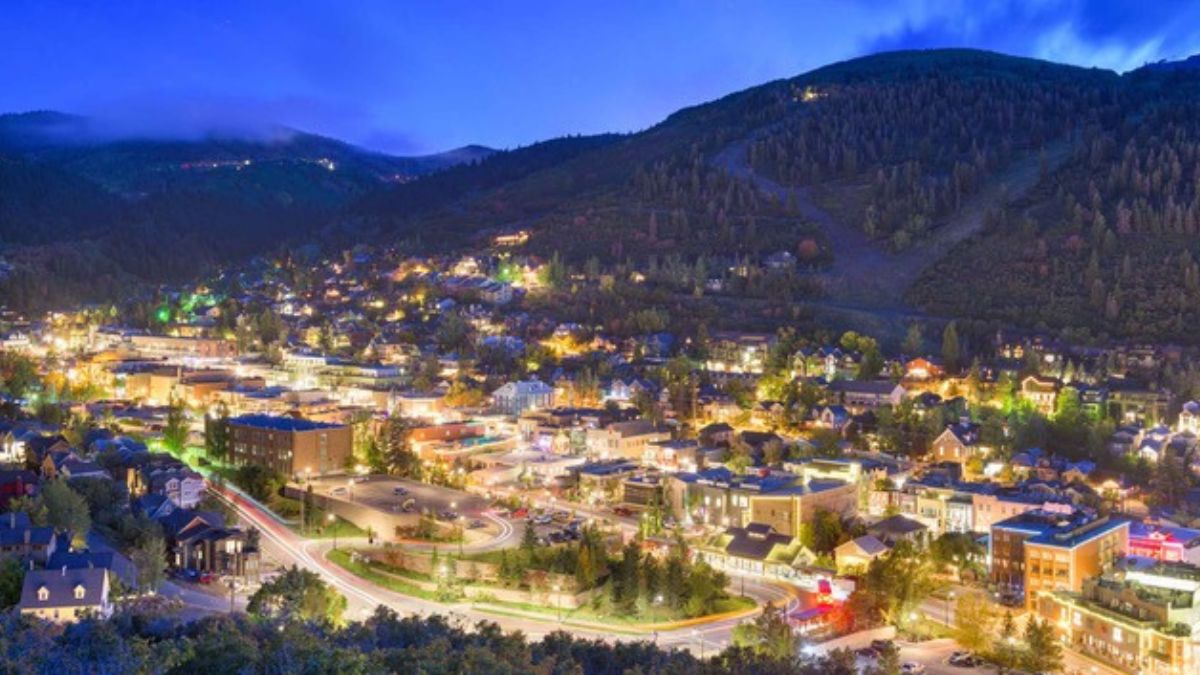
[
  {"left": 0, "top": 112, "right": 493, "bottom": 310},
  {"left": 10, "top": 49, "right": 1200, "bottom": 345}
]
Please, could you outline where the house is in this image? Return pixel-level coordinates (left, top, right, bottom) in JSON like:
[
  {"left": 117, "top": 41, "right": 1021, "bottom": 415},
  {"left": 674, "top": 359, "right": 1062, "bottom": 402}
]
[
  {"left": 694, "top": 523, "right": 813, "bottom": 580},
  {"left": 1178, "top": 400, "right": 1200, "bottom": 434},
  {"left": 0, "top": 511, "right": 57, "bottom": 564},
  {"left": 699, "top": 422, "right": 735, "bottom": 447},
  {"left": 585, "top": 420, "right": 670, "bottom": 462},
  {"left": 930, "top": 422, "right": 985, "bottom": 464},
  {"left": 827, "top": 380, "right": 905, "bottom": 412},
  {"left": 491, "top": 379, "right": 555, "bottom": 416},
  {"left": 158, "top": 509, "right": 257, "bottom": 577},
  {"left": 143, "top": 466, "right": 205, "bottom": 509},
  {"left": 835, "top": 535, "right": 889, "bottom": 573},
  {"left": 751, "top": 401, "right": 786, "bottom": 428},
  {"left": 1020, "top": 375, "right": 1060, "bottom": 415},
  {"left": 19, "top": 567, "right": 111, "bottom": 623},
  {"left": 867, "top": 514, "right": 929, "bottom": 547},
  {"left": 813, "top": 405, "right": 851, "bottom": 432},
  {"left": 705, "top": 332, "right": 774, "bottom": 375},
  {"left": 903, "top": 357, "right": 944, "bottom": 381}
]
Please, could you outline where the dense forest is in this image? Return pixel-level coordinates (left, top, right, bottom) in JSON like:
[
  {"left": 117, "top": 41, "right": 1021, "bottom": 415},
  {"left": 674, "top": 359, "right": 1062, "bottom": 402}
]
[
  {"left": 13, "top": 50, "right": 1200, "bottom": 343},
  {"left": 0, "top": 605, "right": 858, "bottom": 675}
]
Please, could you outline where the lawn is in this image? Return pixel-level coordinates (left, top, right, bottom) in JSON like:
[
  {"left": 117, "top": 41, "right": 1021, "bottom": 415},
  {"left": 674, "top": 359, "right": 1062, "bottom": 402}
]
[
  {"left": 326, "top": 549, "right": 438, "bottom": 601},
  {"left": 477, "top": 593, "right": 757, "bottom": 628}
]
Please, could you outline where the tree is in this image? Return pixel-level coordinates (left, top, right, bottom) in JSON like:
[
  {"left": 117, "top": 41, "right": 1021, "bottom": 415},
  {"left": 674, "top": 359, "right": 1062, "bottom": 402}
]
[
  {"left": 204, "top": 403, "right": 230, "bottom": 461},
  {"left": 610, "top": 540, "right": 641, "bottom": 614},
  {"left": 233, "top": 464, "right": 283, "bottom": 503},
  {"left": 849, "top": 540, "right": 934, "bottom": 631},
  {"left": 952, "top": 591, "right": 995, "bottom": 654},
  {"left": 941, "top": 322, "right": 961, "bottom": 373},
  {"left": 664, "top": 553, "right": 687, "bottom": 610},
  {"left": 1021, "top": 617, "right": 1063, "bottom": 674},
  {"left": 993, "top": 610, "right": 1021, "bottom": 673},
  {"left": 0, "top": 557, "right": 25, "bottom": 608},
  {"left": 41, "top": 479, "right": 91, "bottom": 547},
  {"left": 247, "top": 565, "right": 347, "bottom": 626},
  {"left": 521, "top": 521, "right": 538, "bottom": 554},
  {"left": 731, "top": 603, "right": 797, "bottom": 659},
  {"left": 930, "top": 532, "right": 982, "bottom": 581},
  {"left": 128, "top": 522, "right": 166, "bottom": 594},
  {"left": 901, "top": 323, "right": 924, "bottom": 356},
  {"left": 163, "top": 397, "right": 189, "bottom": 453}
]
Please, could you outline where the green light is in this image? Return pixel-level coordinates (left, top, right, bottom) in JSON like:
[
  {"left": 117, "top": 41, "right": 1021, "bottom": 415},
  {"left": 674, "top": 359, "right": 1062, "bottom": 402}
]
[{"left": 155, "top": 306, "right": 171, "bottom": 323}]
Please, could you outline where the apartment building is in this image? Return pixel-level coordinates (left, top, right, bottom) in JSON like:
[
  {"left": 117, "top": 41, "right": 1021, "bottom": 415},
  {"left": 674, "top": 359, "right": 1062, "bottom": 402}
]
[{"left": 227, "top": 414, "right": 352, "bottom": 477}]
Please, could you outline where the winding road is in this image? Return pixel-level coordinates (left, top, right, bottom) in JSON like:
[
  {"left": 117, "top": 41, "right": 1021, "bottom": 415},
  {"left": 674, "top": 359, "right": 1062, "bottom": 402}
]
[{"left": 210, "top": 483, "right": 805, "bottom": 654}]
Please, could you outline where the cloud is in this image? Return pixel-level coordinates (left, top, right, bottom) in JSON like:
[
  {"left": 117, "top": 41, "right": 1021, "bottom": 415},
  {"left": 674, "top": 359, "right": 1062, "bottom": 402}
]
[{"left": 860, "top": 0, "right": 1200, "bottom": 72}]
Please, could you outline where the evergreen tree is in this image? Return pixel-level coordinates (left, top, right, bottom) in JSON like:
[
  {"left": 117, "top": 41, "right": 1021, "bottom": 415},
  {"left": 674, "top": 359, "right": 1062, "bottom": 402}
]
[{"left": 941, "top": 322, "right": 961, "bottom": 373}]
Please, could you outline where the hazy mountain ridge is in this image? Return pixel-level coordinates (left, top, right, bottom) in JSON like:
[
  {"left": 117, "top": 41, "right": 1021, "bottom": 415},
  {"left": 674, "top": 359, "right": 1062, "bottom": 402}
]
[{"left": 8, "top": 48, "right": 1200, "bottom": 344}]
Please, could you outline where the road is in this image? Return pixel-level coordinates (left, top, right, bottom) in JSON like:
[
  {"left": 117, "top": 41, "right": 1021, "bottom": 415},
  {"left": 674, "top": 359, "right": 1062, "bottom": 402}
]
[{"left": 212, "top": 483, "right": 802, "bottom": 654}]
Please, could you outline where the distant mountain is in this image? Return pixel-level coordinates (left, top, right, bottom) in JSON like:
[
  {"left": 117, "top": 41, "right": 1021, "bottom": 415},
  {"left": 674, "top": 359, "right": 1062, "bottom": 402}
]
[{"left": 0, "top": 112, "right": 492, "bottom": 310}]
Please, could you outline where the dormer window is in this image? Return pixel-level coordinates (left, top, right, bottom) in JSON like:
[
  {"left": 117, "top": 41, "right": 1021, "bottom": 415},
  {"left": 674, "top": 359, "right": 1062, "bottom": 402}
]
[
  {"left": 73, "top": 584, "right": 85, "bottom": 600},
  {"left": 36, "top": 586, "right": 48, "bottom": 602}
]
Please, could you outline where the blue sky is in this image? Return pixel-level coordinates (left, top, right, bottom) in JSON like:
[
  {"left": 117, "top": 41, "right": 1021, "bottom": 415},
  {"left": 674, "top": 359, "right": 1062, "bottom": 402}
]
[{"left": 3, "top": 1, "right": 1199, "bottom": 154}]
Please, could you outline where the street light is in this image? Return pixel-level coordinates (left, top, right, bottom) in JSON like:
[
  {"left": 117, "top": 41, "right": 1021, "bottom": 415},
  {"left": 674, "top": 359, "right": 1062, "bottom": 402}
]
[
  {"left": 691, "top": 628, "right": 704, "bottom": 659},
  {"left": 328, "top": 513, "right": 337, "bottom": 550},
  {"left": 552, "top": 582, "right": 562, "bottom": 622},
  {"left": 945, "top": 591, "right": 955, "bottom": 626}
]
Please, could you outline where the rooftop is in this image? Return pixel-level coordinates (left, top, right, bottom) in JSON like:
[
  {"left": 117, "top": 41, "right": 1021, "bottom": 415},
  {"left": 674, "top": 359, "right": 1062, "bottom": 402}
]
[{"left": 227, "top": 414, "right": 343, "bottom": 432}]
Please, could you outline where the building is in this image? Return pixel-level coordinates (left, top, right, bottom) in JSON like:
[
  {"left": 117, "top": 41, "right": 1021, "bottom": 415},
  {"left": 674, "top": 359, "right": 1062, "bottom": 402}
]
[
  {"left": 835, "top": 535, "right": 890, "bottom": 573},
  {"left": 1020, "top": 375, "right": 1060, "bottom": 415},
  {"left": 1128, "top": 523, "right": 1200, "bottom": 566},
  {"left": 127, "top": 334, "right": 235, "bottom": 359},
  {"left": 990, "top": 509, "right": 1129, "bottom": 607},
  {"left": 227, "top": 414, "right": 352, "bottom": 477},
  {"left": 19, "top": 567, "right": 111, "bottom": 623},
  {"left": 1035, "top": 561, "right": 1200, "bottom": 674},
  {"left": 666, "top": 467, "right": 856, "bottom": 537},
  {"left": 0, "top": 511, "right": 57, "bottom": 564},
  {"left": 142, "top": 466, "right": 205, "bottom": 509},
  {"left": 491, "top": 380, "right": 555, "bottom": 416},
  {"left": 827, "top": 380, "right": 906, "bottom": 412},
  {"left": 695, "top": 523, "right": 814, "bottom": 579},
  {"left": 930, "top": 422, "right": 986, "bottom": 464},
  {"left": 705, "top": 332, "right": 773, "bottom": 374},
  {"left": 585, "top": 420, "right": 671, "bottom": 462}
]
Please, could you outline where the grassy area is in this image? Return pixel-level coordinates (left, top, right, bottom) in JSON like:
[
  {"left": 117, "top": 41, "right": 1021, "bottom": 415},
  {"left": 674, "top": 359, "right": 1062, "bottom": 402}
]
[
  {"left": 274, "top": 495, "right": 365, "bottom": 539},
  {"left": 479, "top": 594, "right": 757, "bottom": 627},
  {"left": 326, "top": 549, "right": 438, "bottom": 601}
]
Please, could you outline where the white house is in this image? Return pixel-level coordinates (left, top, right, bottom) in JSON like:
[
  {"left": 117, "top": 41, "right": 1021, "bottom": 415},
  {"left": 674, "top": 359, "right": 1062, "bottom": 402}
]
[{"left": 491, "top": 380, "right": 555, "bottom": 416}]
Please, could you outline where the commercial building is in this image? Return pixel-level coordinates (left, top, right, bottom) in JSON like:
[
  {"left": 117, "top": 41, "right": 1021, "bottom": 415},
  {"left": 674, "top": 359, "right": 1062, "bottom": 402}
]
[
  {"left": 1035, "top": 561, "right": 1200, "bottom": 674},
  {"left": 990, "top": 509, "right": 1129, "bottom": 607},
  {"left": 227, "top": 414, "right": 352, "bottom": 477}
]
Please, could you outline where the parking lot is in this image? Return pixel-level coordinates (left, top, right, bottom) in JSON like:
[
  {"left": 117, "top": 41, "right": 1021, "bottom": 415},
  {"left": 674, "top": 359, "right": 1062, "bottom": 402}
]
[{"left": 305, "top": 474, "right": 493, "bottom": 529}]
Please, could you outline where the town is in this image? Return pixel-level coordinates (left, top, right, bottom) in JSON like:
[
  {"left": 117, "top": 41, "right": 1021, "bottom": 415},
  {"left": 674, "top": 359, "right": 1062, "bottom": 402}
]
[{"left": 0, "top": 231, "right": 1196, "bottom": 674}]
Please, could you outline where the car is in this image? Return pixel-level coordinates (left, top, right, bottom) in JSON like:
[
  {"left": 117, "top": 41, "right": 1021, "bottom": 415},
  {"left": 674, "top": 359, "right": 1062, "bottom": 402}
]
[
  {"left": 330, "top": 486, "right": 348, "bottom": 496},
  {"left": 612, "top": 506, "right": 633, "bottom": 517},
  {"left": 511, "top": 508, "right": 529, "bottom": 519},
  {"left": 198, "top": 572, "right": 217, "bottom": 584},
  {"left": 467, "top": 519, "right": 486, "bottom": 529},
  {"left": 438, "top": 510, "right": 459, "bottom": 521},
  {"left": 870, "top": 640, "right": 893, "bottom": 652},
  {"left": 392, "top": 487, "right": 408, "bottom": 496},
  {"left": 551, "top": 510, "right": 571, "bottom": 522},
  {"left": 854, "top": 646, "right": 877, "bottom": 658},
  {"left": 900, "top": 662, "right": 926, "bottom": 675},
  {"left": 948, "top": 652, "right": 983, "bottom": 668},
  {"left": 533, "top": 514, "right": 553, "bottom": 525},
  {"left": 353, "top": 476, "right": 368, "bottom": 484}
]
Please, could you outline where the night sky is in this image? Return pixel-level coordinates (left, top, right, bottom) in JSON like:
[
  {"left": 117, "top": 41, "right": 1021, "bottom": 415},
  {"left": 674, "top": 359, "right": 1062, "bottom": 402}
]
[{"left": 4, "top": 1, "right": 1199, "bottom": 154}]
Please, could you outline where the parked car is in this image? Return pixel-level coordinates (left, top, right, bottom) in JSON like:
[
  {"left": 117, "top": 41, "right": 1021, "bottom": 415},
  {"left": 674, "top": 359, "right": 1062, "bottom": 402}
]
[
  {"left": 511, "top": 508, "right": 529, "bottom": 519},
  {"left": 612, "top": 506, "right": 633, "bottom": 517},
  {"left": 467, "top": 519, "right": 486, "bottom": 529},
  {"left": 870, "top": 640, "right": 894, "bottom": 652},
  {"left": 392, "top": 487, "right": 408, "bottom": 496},
  {"left": 901, "top": 663, "right": 926, "bottom": 675},
  {"left": 330, "top": 486, "right": 348, "bottom": 496},
  {"left": 533, "top": 514, "right": 553, "bottom": 525},
  {"left": 948, "top": 652, "right": 983, "bottom": 668},
  {"left": 198, "top": 572, "right": 216, "bottom": 584}
]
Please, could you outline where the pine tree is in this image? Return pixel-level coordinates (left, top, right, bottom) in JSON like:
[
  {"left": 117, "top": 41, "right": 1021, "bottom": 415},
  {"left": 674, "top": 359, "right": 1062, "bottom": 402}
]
[{"left": 941, "top": 322, "right": 961, "bottom": 374}]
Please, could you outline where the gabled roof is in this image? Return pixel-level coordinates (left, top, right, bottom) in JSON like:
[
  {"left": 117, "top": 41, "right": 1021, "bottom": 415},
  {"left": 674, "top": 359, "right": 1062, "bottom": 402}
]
[{"left": 20, "top": 567, "right": 107, "bottom": 609}]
